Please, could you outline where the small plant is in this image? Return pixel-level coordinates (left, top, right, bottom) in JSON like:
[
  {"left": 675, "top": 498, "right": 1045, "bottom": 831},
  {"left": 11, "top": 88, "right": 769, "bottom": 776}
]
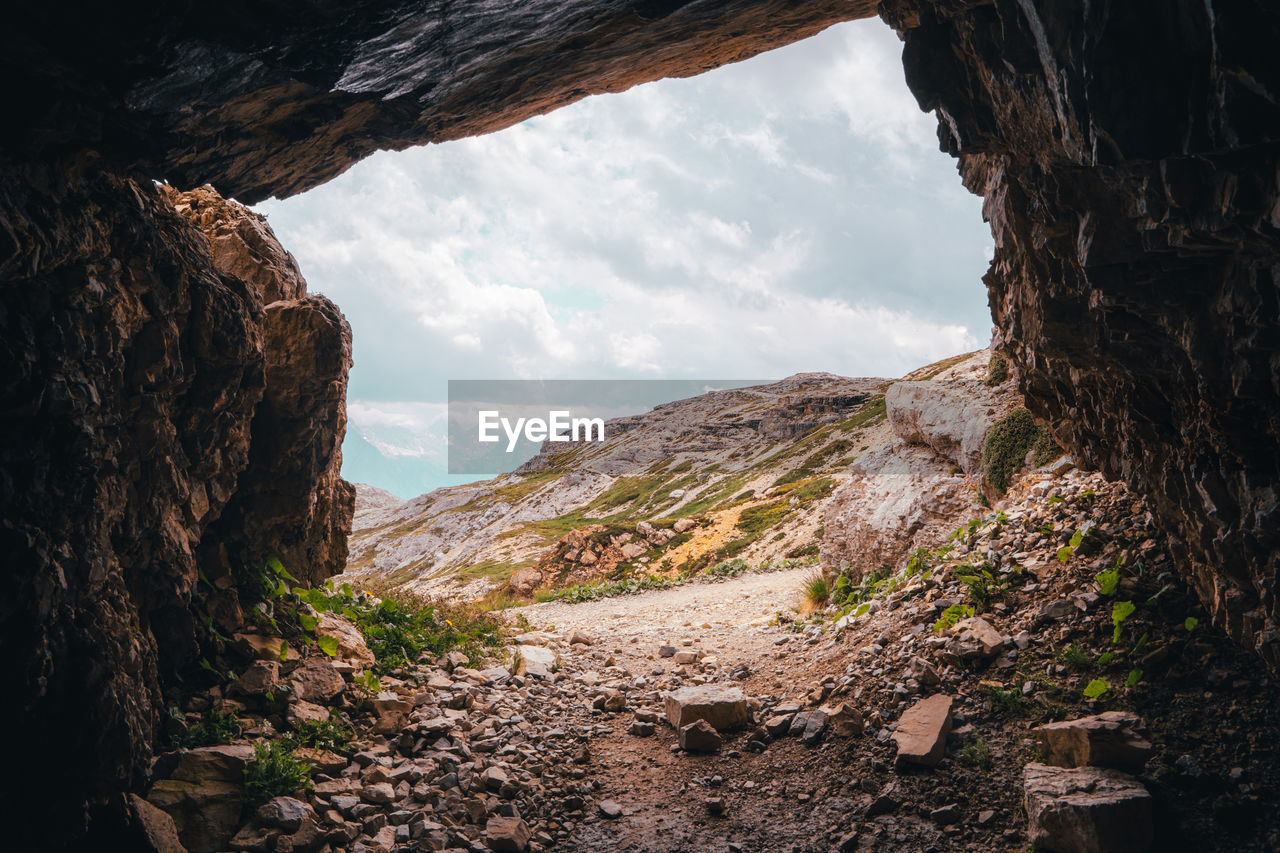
[
  {"left": 1083, "top": 678, "right": 1110, "bottom": 700},
  {"left": 1057, "top": 644, "right": 1090, "bottom": 670},
  {"left": 1095, "top": 560, "right": 1121, "bottom": 596},
  {"left": 1046, "top": 495, "right": 1064, "bottom": 506},
  {"left": 802, "top": 573, "right": 831, "bottom": 612},
  {"left": 170, "top": 708, "right": 241, "bottom": 748},
  {"left": 244, "top": 740, "right": 312, "bottom": 807},
  {"left": 285, "top": 714, "right": 353, "bottom": 752},
  {"left": 1111, "top": 600, "right": 1136, "bottom": 643},
  {"left": 984, "top": 684, "right": 1024, "bottom": 714},
  {"left": 958, "top": 736, "right": 993, "bottom": 771},
  {"left": 1097, "top": 650, "right": 1116, "bottom": 666},
  {"left": 934, "top": 603, "right": 975, "bottom": 633},
  {"left": 354, "top": 669, "right": 381, "bottom": 695},
  {"left": 1125, "top": 668, "right": 1144, "bottom": 689},
  {"left": 1184, "top": 616, "right": 1200, "bottom": 633},
  {"left": 981, "top": 408, "right": 1046, "bottom": 493}
]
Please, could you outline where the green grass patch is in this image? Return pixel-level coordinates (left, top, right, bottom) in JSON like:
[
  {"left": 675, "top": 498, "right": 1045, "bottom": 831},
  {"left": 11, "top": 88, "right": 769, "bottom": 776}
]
[{"left": 981, "top": 408, "right": 1049, "bottom": 492}]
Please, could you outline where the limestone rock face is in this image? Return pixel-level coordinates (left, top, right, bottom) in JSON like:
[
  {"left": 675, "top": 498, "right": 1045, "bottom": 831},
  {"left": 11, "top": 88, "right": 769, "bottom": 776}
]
[
  {"left": 882, "top": 0, "right": 1280, "bottom": 667},
  {"left": 887, "top": 380, "right": 1014, "bottom": 477},
  {"left": 821, "top": 440, "right": 973, "bottom": 580}
]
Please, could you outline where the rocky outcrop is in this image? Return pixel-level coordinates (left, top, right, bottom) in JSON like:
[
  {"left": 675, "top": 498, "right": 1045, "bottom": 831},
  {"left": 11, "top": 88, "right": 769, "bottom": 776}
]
[
  {"left": 821, "top": 441, "right": 974, "bottom": 578},
  {"left": 822, "top": 352, "right": 1016, "bottom": 579},
  {"left": 0, "top": 170, "right": 351, "bottom": 843},
  {"left": 882, "top": 0, "right": 1280, "bottom": 666}
]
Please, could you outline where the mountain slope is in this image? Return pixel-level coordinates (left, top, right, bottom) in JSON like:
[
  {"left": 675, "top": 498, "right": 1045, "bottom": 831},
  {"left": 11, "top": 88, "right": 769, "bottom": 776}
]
[{"left": 341, "top": 371, "right": 898, "bottom": 598}]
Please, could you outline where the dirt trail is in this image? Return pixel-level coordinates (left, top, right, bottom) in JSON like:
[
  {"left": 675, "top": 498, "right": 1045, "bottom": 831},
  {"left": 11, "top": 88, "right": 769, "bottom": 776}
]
[{"left": 522, "top": 569, "right": 874, "bottom": 853}]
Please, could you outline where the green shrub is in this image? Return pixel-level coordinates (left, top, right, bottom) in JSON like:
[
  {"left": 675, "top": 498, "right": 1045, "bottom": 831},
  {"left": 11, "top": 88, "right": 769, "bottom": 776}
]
[
  {"left": 170, "top": 708, "right": 241, "bottom": 748},
  {"left": 981, "top": 408, "right": 1044, "bottom": 492},
  {"left": 285, "top": 714, "right": 353, "bottom": 753},
  {"left": 958, "top": 736, "right": 993, "bottom": 771},
  {"left": 244, "top": 740, "right": 312, "bottom": 807},
  {"left": 985, "top": 353, "right": 1009, "bottom": 386},
  {"left": 934, "top": 603, "right": 975, "bottom": 633}
]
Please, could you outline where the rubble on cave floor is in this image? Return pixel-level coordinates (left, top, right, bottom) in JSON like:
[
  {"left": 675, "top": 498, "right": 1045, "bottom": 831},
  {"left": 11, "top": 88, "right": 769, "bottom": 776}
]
[{"left": 143, "top": 466, "right": 1280, "bottom": 853}]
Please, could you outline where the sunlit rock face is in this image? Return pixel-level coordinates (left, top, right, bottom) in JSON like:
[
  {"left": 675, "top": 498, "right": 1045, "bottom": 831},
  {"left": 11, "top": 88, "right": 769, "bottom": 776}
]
[{"left": 881, "top": 0, "right": 1280, "bottom": 666}]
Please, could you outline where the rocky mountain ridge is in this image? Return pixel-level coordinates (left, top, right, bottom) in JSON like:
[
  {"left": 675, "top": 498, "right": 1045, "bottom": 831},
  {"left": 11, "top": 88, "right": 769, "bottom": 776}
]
[{"left": 341, "top": 350, "right": 1045, "bottom": 607}]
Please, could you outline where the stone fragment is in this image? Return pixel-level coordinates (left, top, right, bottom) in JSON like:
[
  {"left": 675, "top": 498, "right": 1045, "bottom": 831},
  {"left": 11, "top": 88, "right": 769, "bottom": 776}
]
[
  {"left": 316, "top": 612, "right": 376, "bottom": 666},
  {"left": 673, "top": 518, "right": 696, "bottom": 533},
  {"left": 679, "top": 719, "right": 723, "bottom": 753},
  {"left": 290, "top": 656, "right": 345, "bottom": 703},
  {"left": 822, "top": 702, "right": 865, "bottom": 737},
  {"left": 256, "top": 796, "right": 311, "bottom": 832},
  {"left": 801, "top": 709, "right": 828, "bottom": 745},
  {"left": 568, "top": 629, "right": 594, "bottom": 645},
  {"left": 232, "top": 633, "right": 298, "bottom": 662},
  {"left": 598, "top": 800, "right": 623, "bottom": 819},
  {"left": 126, "top": 793, "right": 185, "bottom": 853},
  {"left": 658, "top": 645, "right": 677, "bottom": 658},
  {"left": 227, "top": 660, "right": 279, "bottom": 698},
  {"left": 1032, "top": 712, "right": 1153, "bottom": 771},
  {"left": 629, "top": 720, "right": 655, "bottom": 737},
  {"left": 1024, "top": 763, "right": 1153, "bottom": 853},
  {"left": 949, "top": 617, "right": 1008, "bottom": 657},
  {"left": 891, "top": 694, "right": 953, "bottom": 768},
  {"left": 664, "top": 685, "right": 749, "bottom": 731},
  {"left": 674, "top": 650, "right": 700, "bottom": 664},
  {"left": 516, "top": 645, "right": 556, "bottom": 679},
  {"left": 147, "top": 777, "right": 242, "bottom": 853},
  {"left": 361, "top": 783, "right": 396, "bottom": 805},
  {"left": 485, "top": 815, "right": 531, "bottom": 852},
  {"left": 286, "top": 699, "right": 330, "bottom": 726}
]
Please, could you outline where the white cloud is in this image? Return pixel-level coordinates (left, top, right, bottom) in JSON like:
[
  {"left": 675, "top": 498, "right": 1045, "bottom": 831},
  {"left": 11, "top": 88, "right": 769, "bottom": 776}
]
[{"left": 256, "top": 18, "right": 993, "bottom": 493}]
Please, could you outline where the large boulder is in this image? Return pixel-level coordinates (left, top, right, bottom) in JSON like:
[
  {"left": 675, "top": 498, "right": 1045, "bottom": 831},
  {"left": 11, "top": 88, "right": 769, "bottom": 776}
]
[
  {"left": 887, "top": 375, "right": 1014, "bottom": 476},
  {"left": 1023, "top": 763, "right": 1153, "bottom": 853},
  {"left": 664, "top": 685, "right": 749, "bottom": 731}
]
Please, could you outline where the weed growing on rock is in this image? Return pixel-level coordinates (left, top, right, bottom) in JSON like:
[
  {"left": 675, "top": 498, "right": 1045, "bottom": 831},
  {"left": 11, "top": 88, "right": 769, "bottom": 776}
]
[
  {"left": 285, "top": 714, "right": 353, "bottom": 752},
  {"left": 170, "top": 707, "right": 241, "bottom": 748},
  {"left": 802, "top": 573, "right": 831, "bottom": 611},
  {"left": 244, "top": 740, "right": 312, "bottom": 807}
]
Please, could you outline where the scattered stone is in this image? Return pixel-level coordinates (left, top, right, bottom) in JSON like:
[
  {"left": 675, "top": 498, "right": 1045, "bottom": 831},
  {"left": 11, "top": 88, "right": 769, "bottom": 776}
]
[
  {"left": 315, "top": 611, "right": 377, "bottom": 666},
  {"left": 892, "top": 694, "right": 953, "bottom": 768},
  {"left": 930, "top": 803, "right": 961, "bottom": 825},
  {"left": 485, "top": 815, "right": 531, "bottom": 852},
  {"left": 126, "top": 793, "right": 185, "bottom": 853},
  {"left": 1032, "top": 712, "right": 1153, "bottom": 771},
  {"left": 516, "top": 645, "right": 557, "bottom": 679},
  {"left": 664, "top": 685, "right": 749, "bottom": 731},
  {"left": 1024, "top": 763, "right": 1153, "bottom": 853},
  {"left": 227, "top": 660, "right": 279, "bottom": 698},
  {"left": 569, "top": 629, "right": 594, "bottom": 645},
  {"left": 823, "top": 702, "right": 865, "bottom": 737},
  {"left": 674, "top": 650, "right": 701, "bottom": 664},
  {"left": 658, "top": 645, "right": 677, "bottom": 658},
  {"left": 679, "top": 719, "right": 723, "bottom": 753},
  {"left": 256, "top": 796, "right": 311, "bottom": 832},
  {"left": 629, "top": 721, "right": 655, "bottom": 737},
  {"left": 290, "top": 656, "right": 345, "bottom": 703},
  {"left": 705, "top": 797, "right": 727, "bottom": 815},
  {"left": 598, "top": 800, "right": 623, "bottom": 819}
]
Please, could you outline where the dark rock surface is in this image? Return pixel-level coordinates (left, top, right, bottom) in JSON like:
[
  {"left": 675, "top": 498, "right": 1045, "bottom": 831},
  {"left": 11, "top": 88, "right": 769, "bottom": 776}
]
[
  {"left": 0, "top": 170, "right": 351, "bottom": 843},
  {"left": 881, "top": 0, "right": 1280, "bottom": 667},
  {"left": 2, "top": 1, "right": 876, "bottom": 202}
]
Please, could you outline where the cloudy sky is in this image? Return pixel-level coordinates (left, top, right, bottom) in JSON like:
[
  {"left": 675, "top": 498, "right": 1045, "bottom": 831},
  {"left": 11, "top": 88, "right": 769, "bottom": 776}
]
[{"left": 255, "top": 18, "right": 994, "bottom": 498}]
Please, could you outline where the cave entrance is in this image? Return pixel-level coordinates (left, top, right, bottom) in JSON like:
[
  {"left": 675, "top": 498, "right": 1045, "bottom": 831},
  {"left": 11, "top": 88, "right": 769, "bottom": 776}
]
[{"left": 256, "top": 19, "right": 992, "bottom": 501}]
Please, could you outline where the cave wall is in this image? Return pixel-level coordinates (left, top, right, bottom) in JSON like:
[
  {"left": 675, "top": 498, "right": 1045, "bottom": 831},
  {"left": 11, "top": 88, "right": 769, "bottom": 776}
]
[
  {"left": 0, "top": 171, "right": 354, "bottom": 840},
  {"left": 879, "top": 0, "right": 1280, "bottom": 667}
]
